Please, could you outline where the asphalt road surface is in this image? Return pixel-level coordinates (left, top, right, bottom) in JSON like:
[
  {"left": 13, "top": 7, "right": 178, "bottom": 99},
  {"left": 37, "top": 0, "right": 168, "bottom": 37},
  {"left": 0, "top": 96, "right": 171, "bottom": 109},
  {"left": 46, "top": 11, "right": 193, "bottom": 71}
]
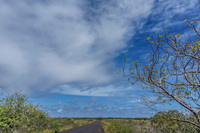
[{"left": 59, "top": 120, "right": 105, "bottom": 133}]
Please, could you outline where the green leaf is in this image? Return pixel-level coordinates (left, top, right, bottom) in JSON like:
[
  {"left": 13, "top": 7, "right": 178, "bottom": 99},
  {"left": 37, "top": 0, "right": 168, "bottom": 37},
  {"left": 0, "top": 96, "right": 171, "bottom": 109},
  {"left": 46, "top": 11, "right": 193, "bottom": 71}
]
[{"left": 195, "top": 40, "right": 200, "bottom": 44}]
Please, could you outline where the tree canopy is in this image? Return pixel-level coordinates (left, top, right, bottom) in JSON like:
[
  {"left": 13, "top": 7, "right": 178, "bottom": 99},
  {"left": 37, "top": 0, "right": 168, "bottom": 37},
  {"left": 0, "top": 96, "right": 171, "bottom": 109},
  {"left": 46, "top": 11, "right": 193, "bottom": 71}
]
[{"left": 122, "top": 16, "right": 200, "bottom": 129}]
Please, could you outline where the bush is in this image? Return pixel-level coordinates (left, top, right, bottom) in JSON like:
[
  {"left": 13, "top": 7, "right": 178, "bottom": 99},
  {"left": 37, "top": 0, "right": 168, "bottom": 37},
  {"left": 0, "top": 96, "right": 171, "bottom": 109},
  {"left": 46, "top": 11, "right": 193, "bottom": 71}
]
[
  {"left": 52, "top": 120, "right": 62, "bottom": 133},
  {"left": 71, "top": 120, "right": 83, "bottom": 128},
  {"left": 151, "top": 110, "right": 198, "bottom": 133},
  {"left": 0, "top": 93, "right": 50, "bottom": 133},
  {"left": 108, "top": 120, "right": 132, "bottom": 133}
]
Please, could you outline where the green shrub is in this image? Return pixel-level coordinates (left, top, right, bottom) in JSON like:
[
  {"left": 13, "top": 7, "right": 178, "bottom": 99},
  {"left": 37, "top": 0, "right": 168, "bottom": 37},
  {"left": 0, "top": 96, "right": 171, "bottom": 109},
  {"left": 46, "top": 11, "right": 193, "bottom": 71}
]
[
  {"left": 151, "top": 110, "right": 198, "bottom": 133},
  {"left": 0, "top": 93, "right": 50, "bottom": 133},
  {"left": 71, "top": 120, "right": 83, "bottom": 128},
  {"left": 108, "top": 120, "right": 132, "bottom": 133},
  {"left": 52, "top": 120, "right": 62, "bottom": 133}
]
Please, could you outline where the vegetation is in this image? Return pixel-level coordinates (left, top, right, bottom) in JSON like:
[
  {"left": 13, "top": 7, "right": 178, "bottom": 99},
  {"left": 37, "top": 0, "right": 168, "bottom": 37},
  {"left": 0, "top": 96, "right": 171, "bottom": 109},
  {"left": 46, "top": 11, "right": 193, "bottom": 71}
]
[
  {"left": 108, "top": 120, "right": 133, "bottom": 133},
  {"left": 102, "top": 118, "right": 155, "bottom": 133},
  {"left": 122, "top": 13, "right": 200, "bottom": 130},
  {"left": 51, "top": 118, "right": 95, "bottom": 132},
  {"left": 102, "top": 111, "right": 200, "bottom": 133},
  {"left": 0, "top": 92, "right": 97, "bottom": 133},
  {"left": 151, "top": 110, "right": 199, "bottom": 133},
  {"left": 0, "top": 93, "right": 197, "bottom": 132},
  {"left": 0, "top": 93, "right": 51, "bottom": 133}
]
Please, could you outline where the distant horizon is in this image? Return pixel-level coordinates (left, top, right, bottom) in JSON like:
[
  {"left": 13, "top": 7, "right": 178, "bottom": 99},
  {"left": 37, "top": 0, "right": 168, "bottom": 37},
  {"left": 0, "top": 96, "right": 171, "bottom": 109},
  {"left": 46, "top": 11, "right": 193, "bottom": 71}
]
[{"left": 51, "top": 117, "right": 150, "bottom": 119}]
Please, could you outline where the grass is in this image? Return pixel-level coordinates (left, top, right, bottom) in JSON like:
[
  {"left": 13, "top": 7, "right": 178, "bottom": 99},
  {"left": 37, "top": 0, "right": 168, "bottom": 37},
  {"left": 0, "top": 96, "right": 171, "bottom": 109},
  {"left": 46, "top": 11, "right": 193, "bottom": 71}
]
[
  {"left": 30, "top": 117, "right": 200, "bottom": 133},
  {"left": 101, "top": 118, "right": 155, "bottom": 133},
  {"left": 101, "top": 120, "right": 111, "bottom": 133},
  {"left": 48, "top": 118, "right": 153, "bottom": 133},
  {"left": 37, "top": 118, "right": 96, "bottom": 133}
]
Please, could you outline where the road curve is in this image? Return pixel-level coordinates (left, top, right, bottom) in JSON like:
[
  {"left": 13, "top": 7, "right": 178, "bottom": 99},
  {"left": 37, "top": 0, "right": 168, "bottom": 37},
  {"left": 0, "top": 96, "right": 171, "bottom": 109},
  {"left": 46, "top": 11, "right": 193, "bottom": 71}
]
[{"left": 59, "top": 120, "right": 105, "bottom": 133}]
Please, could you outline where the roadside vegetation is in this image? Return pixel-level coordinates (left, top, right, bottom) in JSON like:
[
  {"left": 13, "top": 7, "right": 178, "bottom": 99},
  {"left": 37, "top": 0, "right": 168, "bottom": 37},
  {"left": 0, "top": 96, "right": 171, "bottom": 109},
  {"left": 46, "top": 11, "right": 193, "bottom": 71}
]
[
  {"left": 1, "top": 92, "right": 199, "bottom": 133},
  {"left": 102, "top": 111, "right": 199, "bottom": 133},
  {"left": 0, "top": 93, "right": 95, "bottom": 133}
]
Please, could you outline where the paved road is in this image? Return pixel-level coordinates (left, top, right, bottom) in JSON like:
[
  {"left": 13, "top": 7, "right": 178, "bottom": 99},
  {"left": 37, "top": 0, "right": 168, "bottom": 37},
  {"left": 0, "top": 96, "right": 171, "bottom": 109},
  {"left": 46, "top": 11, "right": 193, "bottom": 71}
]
[{"left": 59, "top": 120, "right": 104, "bottom": 133}]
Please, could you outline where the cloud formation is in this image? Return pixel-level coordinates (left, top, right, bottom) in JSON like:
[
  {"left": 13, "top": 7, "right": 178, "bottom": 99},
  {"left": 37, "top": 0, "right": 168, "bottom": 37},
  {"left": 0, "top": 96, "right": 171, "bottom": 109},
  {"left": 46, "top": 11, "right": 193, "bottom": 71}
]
[
  {"left": 0, "top": 0, "right": 154, "bottom": 95},
  {"left": 47, "top": 96, "right": 154, "bottom": 118},
  {"left": 148, "top": 0, "right": 199, "bottom": 32},
  {"left": 51, "top": 84, "right": 134, "bottom": 97}
]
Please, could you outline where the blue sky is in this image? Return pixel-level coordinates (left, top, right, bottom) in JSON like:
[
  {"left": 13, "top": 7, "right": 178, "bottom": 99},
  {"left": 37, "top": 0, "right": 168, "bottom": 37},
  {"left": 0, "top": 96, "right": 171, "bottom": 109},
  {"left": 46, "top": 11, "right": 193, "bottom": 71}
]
[{"left": 0, "top": 0, "right": 199, "bottom": 118}]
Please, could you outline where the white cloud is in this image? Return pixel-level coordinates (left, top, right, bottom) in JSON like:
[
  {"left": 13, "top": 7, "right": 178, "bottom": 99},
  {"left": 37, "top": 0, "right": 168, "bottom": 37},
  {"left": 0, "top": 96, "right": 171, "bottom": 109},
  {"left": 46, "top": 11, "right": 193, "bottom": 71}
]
[
  {"left": 0, "top": 0, "right": 154, "bottom": 95},
  {"left": 57, "top": 109, "right": 63, "bottom": 113},
  {"left": 149, "top": 0, "right": 199, "bottom": 32}
]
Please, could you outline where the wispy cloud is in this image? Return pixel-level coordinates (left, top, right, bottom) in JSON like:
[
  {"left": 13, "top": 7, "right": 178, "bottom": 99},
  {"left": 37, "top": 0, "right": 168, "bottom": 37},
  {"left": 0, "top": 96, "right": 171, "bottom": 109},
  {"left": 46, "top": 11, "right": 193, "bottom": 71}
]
[
  {"left": 51, "top": 84, "right": 133, "bottom": 97},
  {"left": 147, "top": 0, "right": 199, "bottom": 32},
  {"left": 47, "top": 96, "right": 154, "bottom": 118}
]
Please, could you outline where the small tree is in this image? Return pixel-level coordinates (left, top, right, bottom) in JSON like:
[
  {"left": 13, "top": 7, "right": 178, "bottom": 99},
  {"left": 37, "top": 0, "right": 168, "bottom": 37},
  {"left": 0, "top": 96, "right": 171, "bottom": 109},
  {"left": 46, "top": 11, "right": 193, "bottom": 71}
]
[
  {"left": 0, "top": 93, "right": 50, "bottom": 132},
  {"left": 122, "top": 16, "right": 200, "bottom": 129}
]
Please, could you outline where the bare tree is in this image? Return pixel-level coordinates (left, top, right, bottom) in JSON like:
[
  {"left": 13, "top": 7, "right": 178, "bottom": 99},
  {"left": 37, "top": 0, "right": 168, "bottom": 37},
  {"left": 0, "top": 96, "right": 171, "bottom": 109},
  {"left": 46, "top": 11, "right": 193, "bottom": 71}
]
[{"left": 122, "top": 17, "right": 200, "bottom": 128}]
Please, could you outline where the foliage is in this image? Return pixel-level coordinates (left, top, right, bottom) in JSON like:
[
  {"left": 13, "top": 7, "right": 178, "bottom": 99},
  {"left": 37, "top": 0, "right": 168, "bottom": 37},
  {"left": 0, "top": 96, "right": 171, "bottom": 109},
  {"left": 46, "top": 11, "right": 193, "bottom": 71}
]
[
  {"left": 151, "top": 110, "right": 198, "bottom": 133},
  {"left": 107, "top": 120, "right": 133, "bottom": 133},
  {"left": 52, "top": 120, "right": 62, "bottom": 133},
  {"left": 102, "top": 117, "right": 199, "bottom": 133},
  {"left": 122, "top": 15, "right": 200, "bottom": 129},
  {"left": 0, "top": 93, "right": 50, "bottom": 133},
  {"left": 103, "top": 119, "right": 155, "bottom": 133},
  {"left": 51, "top": 118, "right": 95, "bottom": 132}
]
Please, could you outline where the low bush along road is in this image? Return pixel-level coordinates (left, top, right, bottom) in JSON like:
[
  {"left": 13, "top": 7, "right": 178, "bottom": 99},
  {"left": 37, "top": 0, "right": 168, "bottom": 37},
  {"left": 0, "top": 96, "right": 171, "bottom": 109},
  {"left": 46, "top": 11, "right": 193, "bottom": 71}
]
[{"left": 59, "top": 120, "right": 104, "bottom": 133}]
